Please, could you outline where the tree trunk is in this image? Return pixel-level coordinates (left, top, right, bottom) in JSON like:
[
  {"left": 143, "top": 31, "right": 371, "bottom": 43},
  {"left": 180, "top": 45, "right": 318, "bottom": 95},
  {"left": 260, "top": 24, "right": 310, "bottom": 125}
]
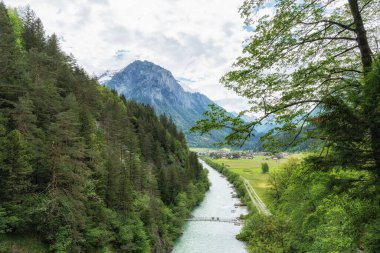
[
  {"left": 365, "top": 60, "right": 380, "bottom": 178},
  {"left": 51, "top": 142, "right": 58, "bottom": 190},
  {"left": 348, "top": 0, "right": 380, "bottom": 176},
  {"left": 370, "top": 126, "right": 380, "bottom": 177},
  {"left": 348, "top": 0, "right": 372, "bottom": 72}
]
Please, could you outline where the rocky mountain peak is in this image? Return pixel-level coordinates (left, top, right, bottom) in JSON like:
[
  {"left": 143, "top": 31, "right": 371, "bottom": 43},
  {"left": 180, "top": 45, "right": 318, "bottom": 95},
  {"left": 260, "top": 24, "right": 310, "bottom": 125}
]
[{"left": 101, "top": 60, "right": 258, "bottom": 148}]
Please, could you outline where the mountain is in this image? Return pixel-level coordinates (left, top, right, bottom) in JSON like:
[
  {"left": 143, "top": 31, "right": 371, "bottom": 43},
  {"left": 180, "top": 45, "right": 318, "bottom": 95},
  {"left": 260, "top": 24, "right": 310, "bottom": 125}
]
[
  {"left": 97, "top": 69, "right": 118, "bottom": 83},
  {"left": 100, "top": 60, "right": 237, "bottom": 147},
  {"left": 215, "top": 99, "right": 277, "bottom": 133},
  {"left": 239, "top": 114, "right": 277, "bottom": 133}
]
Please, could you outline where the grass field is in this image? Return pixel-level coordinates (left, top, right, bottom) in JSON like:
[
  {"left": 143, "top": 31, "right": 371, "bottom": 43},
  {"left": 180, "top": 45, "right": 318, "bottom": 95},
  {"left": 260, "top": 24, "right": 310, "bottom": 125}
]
[{"left": 213, "top": 154, "right": 305, "bottom": 207}]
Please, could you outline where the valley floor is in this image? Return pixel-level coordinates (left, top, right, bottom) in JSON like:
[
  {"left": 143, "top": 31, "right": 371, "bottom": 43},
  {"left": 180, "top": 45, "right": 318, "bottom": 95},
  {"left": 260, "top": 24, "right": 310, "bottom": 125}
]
[{"left": 212, "top": 154, "right": 304, "bottom": 208}]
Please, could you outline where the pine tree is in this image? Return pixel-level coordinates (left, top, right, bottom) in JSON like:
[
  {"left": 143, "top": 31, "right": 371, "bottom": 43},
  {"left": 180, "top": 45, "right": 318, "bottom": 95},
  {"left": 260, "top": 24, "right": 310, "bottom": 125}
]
[
  {"left": 48, "top": 94, "right": 87, "bottom": 196},
  {"left": 0, "top": 3, "right": 25, "bottom": 107},
  {"left": 21, "top": 6, "right": 45, "bottom": 52},
  {"left": 0, "top": 129, "right": 32, "bottom": 201},
  {"left": 45, "top": 33, "right": 61, "bottom": 56},
  {"left": 13, "top": 95, "right": 46, "bottom": 185}
]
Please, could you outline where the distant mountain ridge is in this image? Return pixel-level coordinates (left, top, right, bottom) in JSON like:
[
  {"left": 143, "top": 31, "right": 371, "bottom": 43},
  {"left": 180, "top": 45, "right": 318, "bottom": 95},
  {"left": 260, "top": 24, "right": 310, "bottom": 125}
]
[{"left": 100, "top": 60, "right": 235, "bottom": 147}]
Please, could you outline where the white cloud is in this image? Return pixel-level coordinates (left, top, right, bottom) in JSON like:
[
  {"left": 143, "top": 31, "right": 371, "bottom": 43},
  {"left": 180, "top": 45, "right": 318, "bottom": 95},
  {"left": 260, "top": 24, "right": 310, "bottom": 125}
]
[{"left": 5, "top": 0, "right": 261, "bottom": 111}]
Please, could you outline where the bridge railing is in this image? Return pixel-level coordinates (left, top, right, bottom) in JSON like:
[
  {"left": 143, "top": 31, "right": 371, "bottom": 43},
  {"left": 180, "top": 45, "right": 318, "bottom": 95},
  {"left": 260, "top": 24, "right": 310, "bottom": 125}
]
[{"left": 185, "top": 217, "right": 241, "bottom": 224}]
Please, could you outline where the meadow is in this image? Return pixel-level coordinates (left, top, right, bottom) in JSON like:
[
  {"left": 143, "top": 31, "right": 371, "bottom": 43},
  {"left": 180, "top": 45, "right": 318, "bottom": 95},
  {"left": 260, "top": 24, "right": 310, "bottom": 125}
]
[{"left": 212, "top": 154, "right": 305, "bottom": 207}]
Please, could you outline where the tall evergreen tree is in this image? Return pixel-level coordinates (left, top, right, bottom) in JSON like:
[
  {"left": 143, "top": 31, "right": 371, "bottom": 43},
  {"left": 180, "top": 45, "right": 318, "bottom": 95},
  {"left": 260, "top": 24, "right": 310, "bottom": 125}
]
[
  {"left": 21, "top": 6, "right": 45, "bottom": 52},
  {"left": 0, "top": 3, "right": 25, "bottom": 107},
  {"left": 0, "top": 129, "right": 31, "bottom": 201}
]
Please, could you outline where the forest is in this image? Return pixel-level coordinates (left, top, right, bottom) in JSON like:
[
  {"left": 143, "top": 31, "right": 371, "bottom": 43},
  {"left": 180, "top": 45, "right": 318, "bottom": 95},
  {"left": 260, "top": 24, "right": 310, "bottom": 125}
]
[
  {"left": 1, "top": 0, "right": 380, "bottom": 252},
  {"left": 0, "top": 4, "right": 209, "bottom": 252}
]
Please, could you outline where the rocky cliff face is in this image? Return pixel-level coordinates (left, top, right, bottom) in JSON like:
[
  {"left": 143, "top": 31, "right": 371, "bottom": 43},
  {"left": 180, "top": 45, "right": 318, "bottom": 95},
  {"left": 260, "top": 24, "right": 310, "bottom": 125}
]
[{"left": 101, "top": 60, "right": 259, "bottom": 148}]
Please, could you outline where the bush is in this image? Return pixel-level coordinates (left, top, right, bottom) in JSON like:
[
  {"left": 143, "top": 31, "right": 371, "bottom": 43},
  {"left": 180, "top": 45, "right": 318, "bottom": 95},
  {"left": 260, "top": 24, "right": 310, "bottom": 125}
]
[{"left": 261, "top": 163, "right": 269, "bottom": 173}]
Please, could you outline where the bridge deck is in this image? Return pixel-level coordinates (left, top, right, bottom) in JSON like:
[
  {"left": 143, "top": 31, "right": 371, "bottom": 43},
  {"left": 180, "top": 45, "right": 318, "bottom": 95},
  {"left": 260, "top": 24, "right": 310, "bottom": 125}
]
[{"left": 185, "top": 217, "right": 240, "bottom": 224}]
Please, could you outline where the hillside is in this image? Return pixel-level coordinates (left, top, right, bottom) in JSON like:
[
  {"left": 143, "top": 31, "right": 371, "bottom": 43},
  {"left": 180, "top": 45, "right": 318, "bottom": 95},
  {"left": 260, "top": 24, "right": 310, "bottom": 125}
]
[{"left": 0, "top": 5, "right": 209, "bottom": 252}]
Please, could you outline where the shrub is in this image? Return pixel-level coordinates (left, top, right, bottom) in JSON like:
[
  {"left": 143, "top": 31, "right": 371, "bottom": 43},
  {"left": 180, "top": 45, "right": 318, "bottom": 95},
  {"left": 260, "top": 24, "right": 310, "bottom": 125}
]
[{"left": 261, "top": 163, "right": 269, "bottom": 173}]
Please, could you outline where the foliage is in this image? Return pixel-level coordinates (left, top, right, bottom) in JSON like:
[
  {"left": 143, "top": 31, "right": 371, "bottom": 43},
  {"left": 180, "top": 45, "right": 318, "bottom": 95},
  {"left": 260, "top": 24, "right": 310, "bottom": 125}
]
[
  {"left": 207, "top": 155, "right": 379, "bottom": 252},
  {"left": 0, "top": 4, "right": 209, "bottom": 252},
  {"left": 0, "top": 234, "right": 48, "bottom": 253},
  {"left": 7, "top": 8, "right": 24, "bottom": 51},
  {"left": 208, "top": 156, "right": 379, "bottom": 253},
  {"left": 239, "top": 159, "right": 380, "bottom": 252},
  {"left": 261, "top": 163, "right": 269, "bottom": 173},
  {"left": 213, "top": 154, "right": 305, "bottom": 205},
  {"left": 193, "top": 2, "right": 380, "bottom": 251},
  {"left": 191, "top": 0, "right": 380, "bottom": 172}
]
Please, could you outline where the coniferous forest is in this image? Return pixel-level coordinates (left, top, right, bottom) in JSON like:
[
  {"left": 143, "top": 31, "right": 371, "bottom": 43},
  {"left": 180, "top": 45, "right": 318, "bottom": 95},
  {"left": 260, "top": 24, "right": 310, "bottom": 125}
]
[{"left": 0, "top": 4, "right": 209, "bottom": 252}]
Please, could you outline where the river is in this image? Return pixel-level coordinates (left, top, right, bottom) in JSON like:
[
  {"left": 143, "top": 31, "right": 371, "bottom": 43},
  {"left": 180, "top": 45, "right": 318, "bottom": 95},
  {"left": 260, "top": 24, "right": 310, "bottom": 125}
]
[{"left": 172, "top": 160, "right": 248, "bottom": 253}]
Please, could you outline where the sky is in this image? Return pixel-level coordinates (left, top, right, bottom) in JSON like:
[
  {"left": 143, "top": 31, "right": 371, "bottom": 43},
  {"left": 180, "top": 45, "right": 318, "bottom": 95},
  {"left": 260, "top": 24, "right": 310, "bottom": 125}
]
[{"left": 5, "top": 0, "right": 259, "bottom": 113}]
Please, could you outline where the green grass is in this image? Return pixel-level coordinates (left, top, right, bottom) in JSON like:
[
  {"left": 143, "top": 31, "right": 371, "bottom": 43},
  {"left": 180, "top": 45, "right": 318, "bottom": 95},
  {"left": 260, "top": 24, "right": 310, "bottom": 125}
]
[
  {"left": 0, "top": 234, "right": 48, "bottom": 253},
  {"left": 213, "top": 154, "right": 305, "bottom": 206}
]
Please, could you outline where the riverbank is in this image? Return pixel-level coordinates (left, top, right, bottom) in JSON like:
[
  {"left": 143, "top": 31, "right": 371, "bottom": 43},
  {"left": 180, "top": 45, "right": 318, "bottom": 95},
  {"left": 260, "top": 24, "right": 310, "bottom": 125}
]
[
  {"left": 205, "top": 156, "right": 380, "bottom": 253},
  {"left": 172, "top": 160, "right": 248, "bottom": 253},
  {"left": 201, "top": 159, "right": 255, "bottom": 212}
]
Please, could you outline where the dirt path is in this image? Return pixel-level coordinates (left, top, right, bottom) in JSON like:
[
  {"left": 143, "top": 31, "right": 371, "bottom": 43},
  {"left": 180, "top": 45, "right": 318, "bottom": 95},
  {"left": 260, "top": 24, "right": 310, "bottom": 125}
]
[{"left": 243, "top": 179, "right": 272, "bottom": 216}]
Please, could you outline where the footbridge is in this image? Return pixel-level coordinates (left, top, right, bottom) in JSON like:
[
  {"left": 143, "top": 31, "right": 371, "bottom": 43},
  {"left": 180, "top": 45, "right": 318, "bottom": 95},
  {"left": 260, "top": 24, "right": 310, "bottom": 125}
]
[{"left": 185, "top": 217, "right": 241, "bottom": 224}]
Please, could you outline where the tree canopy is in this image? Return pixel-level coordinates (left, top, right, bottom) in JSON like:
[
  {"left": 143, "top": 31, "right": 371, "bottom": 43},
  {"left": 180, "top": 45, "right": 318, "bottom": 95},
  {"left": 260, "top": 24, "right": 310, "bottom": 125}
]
[
  {"left": 193, "top": 1, "right": 380, "bottom": 251},
  {"left": 192, "top": 0, "right": 380, "bottom": 175}
]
